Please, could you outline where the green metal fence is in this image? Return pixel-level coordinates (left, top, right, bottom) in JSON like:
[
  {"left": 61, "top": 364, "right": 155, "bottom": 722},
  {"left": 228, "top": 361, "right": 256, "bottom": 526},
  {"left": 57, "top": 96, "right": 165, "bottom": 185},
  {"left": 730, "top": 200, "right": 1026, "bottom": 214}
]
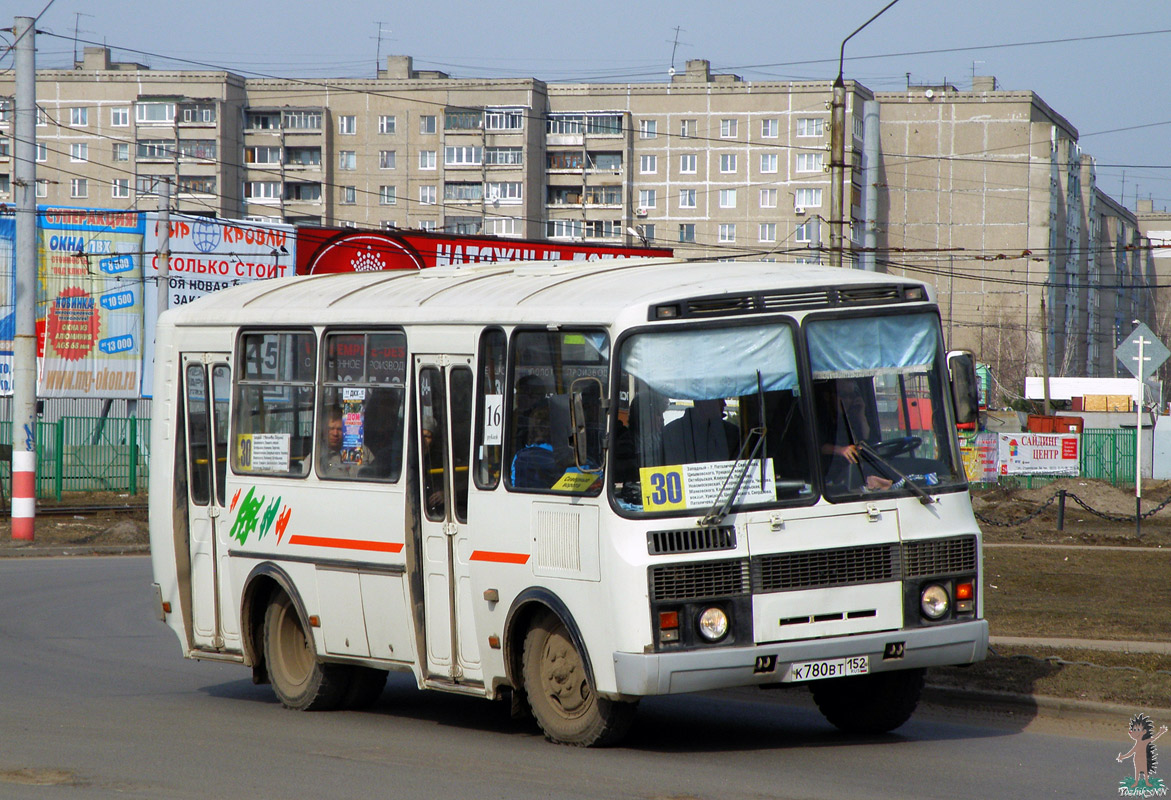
[
  {"left": 1, "top": 416, "right": 149, "bottom": 500},
  {"left": 1079, "top": 428, "right": 1136, "bottom": 485}
]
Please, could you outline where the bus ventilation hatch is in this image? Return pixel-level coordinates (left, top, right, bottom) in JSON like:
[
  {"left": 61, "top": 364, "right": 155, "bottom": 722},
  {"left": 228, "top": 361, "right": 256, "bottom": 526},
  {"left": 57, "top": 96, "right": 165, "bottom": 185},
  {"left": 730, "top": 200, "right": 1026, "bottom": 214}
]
[
  {"left": 647, "top": 526, "right": 736, "bottom": 555},
  {"left": 651, "top": 285, "right": 916, "bottom": 320}
]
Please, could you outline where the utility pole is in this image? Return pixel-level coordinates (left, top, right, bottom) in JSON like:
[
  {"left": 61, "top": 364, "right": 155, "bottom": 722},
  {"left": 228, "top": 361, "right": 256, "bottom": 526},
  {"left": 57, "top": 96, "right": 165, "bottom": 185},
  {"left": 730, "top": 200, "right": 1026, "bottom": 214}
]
[
  {"left": 157, "top": 180, "right": 171, "bottom": 326},
  {"left": 1040, "top": 293, "right": 1052, "bottom": 416},
  {"left": 11, "top": 16, "right": 36, "bottom": 541}
]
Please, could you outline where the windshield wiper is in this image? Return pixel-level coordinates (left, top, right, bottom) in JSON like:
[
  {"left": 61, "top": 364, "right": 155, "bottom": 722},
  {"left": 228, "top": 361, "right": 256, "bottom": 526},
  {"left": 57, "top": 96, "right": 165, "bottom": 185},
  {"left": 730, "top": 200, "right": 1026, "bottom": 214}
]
[
  {"left": 856, "top": 440, "right": 935, "bottom": 505},
  {"left": 698, "top": 426, "right": 766, "bottom": 526}
]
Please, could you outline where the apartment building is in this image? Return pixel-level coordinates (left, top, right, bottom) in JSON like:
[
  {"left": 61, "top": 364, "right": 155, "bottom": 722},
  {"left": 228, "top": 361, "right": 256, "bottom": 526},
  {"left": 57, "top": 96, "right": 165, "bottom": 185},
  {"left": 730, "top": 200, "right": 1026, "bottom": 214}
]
[{"left": 0, "top": 47, "right": 1154, "bottom": 387}]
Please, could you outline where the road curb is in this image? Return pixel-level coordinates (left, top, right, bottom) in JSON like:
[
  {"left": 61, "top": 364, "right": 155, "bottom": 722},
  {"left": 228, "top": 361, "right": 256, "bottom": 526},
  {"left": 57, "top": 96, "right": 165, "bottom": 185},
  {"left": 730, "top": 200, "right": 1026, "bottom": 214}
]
[
  {"left": 0, "top": 544, "right": 150, "bottom": 558},
  {"left": 922, "top": 685, "right": 1171, "bottom": 724}
]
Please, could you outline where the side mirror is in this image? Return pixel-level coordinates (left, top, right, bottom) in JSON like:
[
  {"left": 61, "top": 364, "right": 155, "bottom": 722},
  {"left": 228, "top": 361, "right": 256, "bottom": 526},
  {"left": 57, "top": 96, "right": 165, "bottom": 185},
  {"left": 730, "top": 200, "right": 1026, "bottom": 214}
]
[
  {"left": 947, "top": 350, "right": 980, "bottom": 427},
  {"left": 569, "top": 377, "right": 604, "bottom": 472}
]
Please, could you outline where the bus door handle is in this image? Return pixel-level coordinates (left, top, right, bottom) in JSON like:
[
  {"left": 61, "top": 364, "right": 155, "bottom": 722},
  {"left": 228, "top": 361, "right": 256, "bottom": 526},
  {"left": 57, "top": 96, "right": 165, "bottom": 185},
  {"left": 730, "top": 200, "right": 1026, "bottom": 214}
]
[{"left": 443, "top": 522, "right": 459, "bottom": 537}]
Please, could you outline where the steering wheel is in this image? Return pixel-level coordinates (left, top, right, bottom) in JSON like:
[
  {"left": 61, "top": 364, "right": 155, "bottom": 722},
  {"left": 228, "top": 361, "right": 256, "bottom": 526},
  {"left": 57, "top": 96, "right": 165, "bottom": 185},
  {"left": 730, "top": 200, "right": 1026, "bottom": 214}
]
[{"left": 871, "top": 436, "right": 922, "bottom": 459}]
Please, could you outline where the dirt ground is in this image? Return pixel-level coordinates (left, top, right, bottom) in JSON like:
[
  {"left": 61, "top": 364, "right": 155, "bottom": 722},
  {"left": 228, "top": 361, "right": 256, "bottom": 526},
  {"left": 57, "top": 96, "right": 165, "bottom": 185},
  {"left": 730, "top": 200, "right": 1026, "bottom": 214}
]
[{"left": 0, "top": 491, "right": 149, "bottom": 550}]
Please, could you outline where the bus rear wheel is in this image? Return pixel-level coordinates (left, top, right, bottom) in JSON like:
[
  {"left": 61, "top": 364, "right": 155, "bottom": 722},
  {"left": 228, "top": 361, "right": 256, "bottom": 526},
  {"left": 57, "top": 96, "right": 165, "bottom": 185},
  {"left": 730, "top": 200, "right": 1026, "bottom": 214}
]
[
  {"left": 263, "top": 591, "right": 348, "bottom": 711},
  {"left": 809, "top": 668, "right": 925, "bottom": 734},
  {"left": 521, "top": 613, "right": 636, "bottom": 746}
]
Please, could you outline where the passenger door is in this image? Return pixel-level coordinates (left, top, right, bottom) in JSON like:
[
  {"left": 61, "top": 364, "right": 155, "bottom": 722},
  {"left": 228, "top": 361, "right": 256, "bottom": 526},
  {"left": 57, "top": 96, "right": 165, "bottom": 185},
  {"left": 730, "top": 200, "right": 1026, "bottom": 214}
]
[
  {"left": 414, "top": 355, "right": 480, "bottom": 684},
  {"left": 182, "top": 355, "right": 236, "bottom": 650}
]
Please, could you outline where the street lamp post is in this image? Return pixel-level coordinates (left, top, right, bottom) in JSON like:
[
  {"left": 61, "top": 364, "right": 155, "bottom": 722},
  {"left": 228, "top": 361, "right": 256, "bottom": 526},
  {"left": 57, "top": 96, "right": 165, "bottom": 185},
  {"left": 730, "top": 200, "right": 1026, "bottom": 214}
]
[{"left": 830, "top": 0, "right": 902, "bottom": 268}]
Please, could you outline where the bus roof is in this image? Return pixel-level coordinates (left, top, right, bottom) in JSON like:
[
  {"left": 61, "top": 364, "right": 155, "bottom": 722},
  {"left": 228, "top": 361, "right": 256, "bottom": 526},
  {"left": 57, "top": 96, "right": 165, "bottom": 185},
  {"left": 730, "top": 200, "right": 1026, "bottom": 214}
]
[{"left": 162, "top": 257, "right": 931, "bottom": 328}]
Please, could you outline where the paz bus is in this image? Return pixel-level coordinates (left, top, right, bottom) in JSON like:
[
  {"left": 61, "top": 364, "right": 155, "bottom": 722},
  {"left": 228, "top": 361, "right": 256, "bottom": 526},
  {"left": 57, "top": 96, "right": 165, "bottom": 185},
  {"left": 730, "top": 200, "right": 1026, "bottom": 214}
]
[{"left": 149, "top": 257, "right": 987, "bottom": 746}]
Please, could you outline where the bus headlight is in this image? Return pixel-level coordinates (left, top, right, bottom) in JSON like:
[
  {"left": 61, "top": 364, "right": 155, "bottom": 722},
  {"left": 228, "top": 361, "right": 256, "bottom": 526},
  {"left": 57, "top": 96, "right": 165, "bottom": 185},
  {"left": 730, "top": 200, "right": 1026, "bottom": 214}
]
[
  {"left": 920, "top": 584, "right": 950, "bottom": 620},
  {"left": 697, "top": 607, "right": 729, "bottom": 642}
]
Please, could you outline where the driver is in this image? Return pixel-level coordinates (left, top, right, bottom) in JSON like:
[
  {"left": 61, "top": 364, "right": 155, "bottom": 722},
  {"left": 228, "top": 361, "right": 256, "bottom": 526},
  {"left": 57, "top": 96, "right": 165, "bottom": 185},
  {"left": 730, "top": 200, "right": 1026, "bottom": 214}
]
[{"left": 817, "top": 378, "right": 892, "bottom": 491}]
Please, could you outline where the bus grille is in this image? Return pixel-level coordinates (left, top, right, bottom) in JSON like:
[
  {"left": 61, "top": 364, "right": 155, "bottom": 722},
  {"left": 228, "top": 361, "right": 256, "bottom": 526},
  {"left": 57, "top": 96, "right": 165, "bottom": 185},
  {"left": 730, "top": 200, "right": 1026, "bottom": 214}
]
[
  {"left": 903, "top": 536, "right": 978, "bottom": 577},
  {"left": 650, "top": 559, "right": 750, "bottom": 601},
  {"left": 752, "top": 544, "right": 899, "bottom": 592},
  {"left": 647, "top": 526, "right": 736, "bottom": 555}
]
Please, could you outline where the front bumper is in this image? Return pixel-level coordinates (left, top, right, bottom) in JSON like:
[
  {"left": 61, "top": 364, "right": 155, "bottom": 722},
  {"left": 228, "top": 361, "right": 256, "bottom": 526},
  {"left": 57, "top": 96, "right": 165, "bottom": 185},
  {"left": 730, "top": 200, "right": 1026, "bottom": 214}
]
[{"left": 612, "top": 619, "right": 988, "bottom": 696}]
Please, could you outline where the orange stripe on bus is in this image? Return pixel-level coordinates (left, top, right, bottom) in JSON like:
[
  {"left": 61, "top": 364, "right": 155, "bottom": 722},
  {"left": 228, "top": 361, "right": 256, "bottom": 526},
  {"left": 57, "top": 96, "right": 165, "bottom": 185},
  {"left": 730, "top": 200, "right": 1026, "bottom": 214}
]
[
  {"left": 287, "top": 535, "right": 404, "bottom": 553},
  {"left": 470, "top": 550, "right": 530, "bottom": 564}
]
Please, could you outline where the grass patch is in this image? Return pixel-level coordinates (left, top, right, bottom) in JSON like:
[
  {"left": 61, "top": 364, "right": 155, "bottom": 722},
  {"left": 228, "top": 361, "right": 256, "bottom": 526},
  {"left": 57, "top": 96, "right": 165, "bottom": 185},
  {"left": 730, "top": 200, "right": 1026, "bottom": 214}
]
[
  {"left": 984, "top": 547, "right": 1171, "bottom": 641},
  {"left": 931, "top": 644, "right": 1171, "bottom": 709}
]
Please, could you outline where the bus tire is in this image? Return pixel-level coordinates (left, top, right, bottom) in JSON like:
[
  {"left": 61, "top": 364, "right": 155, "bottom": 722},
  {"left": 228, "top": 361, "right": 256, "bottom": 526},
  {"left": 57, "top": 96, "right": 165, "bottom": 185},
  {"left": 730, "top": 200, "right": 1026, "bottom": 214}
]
[
  {"left": 809, "top": 668, "right": 925, "bottom": 734},
  {"left": 263, "top": 591, "right": 348, "bottom": 711},
  {"left": 343, "top": 667, "right": 388, "bottom": 710},
  {"left": 522, "top": 612, "right": 636, "bottom": 746}
]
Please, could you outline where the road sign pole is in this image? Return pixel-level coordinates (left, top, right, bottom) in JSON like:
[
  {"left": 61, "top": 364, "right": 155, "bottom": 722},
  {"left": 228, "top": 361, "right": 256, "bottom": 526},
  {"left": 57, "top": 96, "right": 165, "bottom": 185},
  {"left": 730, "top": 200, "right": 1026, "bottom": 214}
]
[{"left": 1134, "top": 335, "right": 1145, "bottom": 537}]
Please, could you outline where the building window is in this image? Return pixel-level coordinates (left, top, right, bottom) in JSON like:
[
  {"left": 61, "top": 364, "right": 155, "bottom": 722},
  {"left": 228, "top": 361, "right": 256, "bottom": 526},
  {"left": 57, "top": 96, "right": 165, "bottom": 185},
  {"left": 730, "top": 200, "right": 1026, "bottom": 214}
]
[
  {"left": 445, "top": 145, "right": 483, "bottom": 166},
  {"left": 379, "top": 150, "right": 396, "bottom": 169},
  {"left": 419, "top": 150, "right": 436, "bottom": 170},
  {"left": 639, "top": 154, "right": 657, "bottom": 174},
  {"left": 679, "top": 189, "right": 696, "bottom": 209},
  {"left": 584, "top": 220, "right": 622, "bottom": 238},
  {"left": 638, "top": 189, "right": 656, "bottom": 209},
  {"left": 284, "top": 182, "right": 322, "bottom": 201},
  {"left": 180, "top": 103, "right": 216, "bottom": 124},
  {"left": 680, "top": 154, "right": 697, "bottom": 174},
  {"left": 246, "top": 111, "right": 280, "bottom": 130},
  {"left": 797, "top": 118, "right": 825, "bottom": 137},
  {"left": 420, "top": 185, "right": 437, "bottom": 205},
  {"left": 418, "top": 219, "right": 437, "bottom": 232},
  {"left": 284, "top": 146, "right": 321, "bottom": 166},
  {"left": 485, "top": 109, "right": 523, "bottom": 130},
  {"left": 338, "top": 115, "right": 357, "bottom": 135},
  {"left": 245, "top": 145, "right": 281, "bottom": 164},
  {"left": 762, "top": 119, "right": 778, "bottom": 138},
  {"left": 759, "top": 223, "right": 777, "bottom": 243},
  {"left": 111, "top": 107, "right": 129, "bottom": 127},
  {"left": 378, "top": 115, "right": 396, "bottom": 134},
  {"left": 718, "top": 223, "right": 735, "bottom": 243},
  {"left": 794, "top": 187, "right": 823, "bottom": 208},
  {"left": 35, "top": 179, "right": 48, "bottom": 197},
  {"left": 678, "top": 223, "right": 695, "bottom": 243},
  {"left": 445, "top": 109, "right": 483, "bottom": 131},
  {"left": 113, "top": 142, "right": 129, "bottom": 162},
  {"left": 136, "top": 102, "right": 175, "bottom": 124},
  {"left": 444, "top": 182, "right": 483, "bottom": 202},
  {"left": 245, "top": 181, "right": 281, "bottom": 200},
  {"left": 720, "top": 118, "right": 737, "bottom": 138},
  {"left": 70, "top": 107, "right": 88, "bottom": 126},
  {"left": 484, "top": 147, "right": 522, "bottom": 165},
  {"left": 485, "top": 217, "right": 521, "bottom": 236},
  {"left": 760, "top": 152, "right": 778, "bottom": 173},
  {"left": 547, "top": 187, "right": 582, "bottom": 205},
  {"left": 796, "top": 152, "right": 824, "bottom": 172},
  {"left": 547, "top": 151, "right": 583, "bottom": 170},
  {"left": 546, "top": 219, "right": 583, "bottom": 239},
  {"left": 795, "top": 221, "right": 813, "bottom": 243},
  {"left": 420, "top": 115, "right": 437, "bottom": 134},
  {"left": 486, "top": 181, "right": 522, "bottom": 202},
  {"left": 112, "top": 179, "right": 130, "bottom": 198},
  {"left": 282, "top": 110, "right": 322, "bottom": 130},
  {"left": 70, "top": 179, "right": 88, "bottom": 199},
  {"left": 680, "top": 119, "right": 696, "bottom": 138},
  {"left": 340, "top": 186, "right": 356, "bottom": 204},
  {"left": 586, "top": 114, "right": 622, "bottom": 135},
  {"left": 719, "top": 189, "right": 736, "bottom": 209},
  {"left": 760, "top": 188, "right": 777, "bottom": 208},
  {"left": 70, "top": 143, "right": 88, "bottom": 162},
  {"left": 0, "top": 174, "right": 11, "bottom": 193},
  {"left": 379, "top": 185, "right": 397, "bottom": 205},
  {"left": 338, "top": 150, "right": 356, "bottom": 170},
  {"left": 178, "top": 176, "right": 216, "bottom": 195},
  {"left": 178, "top": 140, "right": 216, "bottom": 160},
  {"left": 546, "top": 114, "right": 583, "bottom": 135},
  {"left": 720, "top": 153, "right": 737, "bottom": 173},
  {"left": 588, "top": 152, "right": 622, "bottom": 171},
  {"left": 639, "top": 119, "right": 657, "bottom": 139},
  {"left": 584, "top": 185, "right": 622, "bottom": 205},
  {"left": 641, "top": 224, "right": 656, "bottom": 242},
  {"left": 35, "top": 142, "right": 47, "bottom": 162},
  {"left": 136, "top": 139, "right": 175, "bottom": 160}
]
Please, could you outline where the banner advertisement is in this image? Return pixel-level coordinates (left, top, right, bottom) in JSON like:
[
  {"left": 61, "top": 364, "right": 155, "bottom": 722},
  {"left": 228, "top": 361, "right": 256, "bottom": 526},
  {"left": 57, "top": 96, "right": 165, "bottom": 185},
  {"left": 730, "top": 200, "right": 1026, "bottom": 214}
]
[
  {"left": 0, "top": 217, "right": 14, "bottom": 395},
  {"left": 141, "top": 214, "right": 296, "bottom": 396},
  {"left": 997, "top": 432, "right": 1080, "bottom": 476},
  {"left": 960, "top": 431, "right": 999, "bottom": 483},
  {"left": 37, "top": 207, "right": 145, "bottom": 399}
]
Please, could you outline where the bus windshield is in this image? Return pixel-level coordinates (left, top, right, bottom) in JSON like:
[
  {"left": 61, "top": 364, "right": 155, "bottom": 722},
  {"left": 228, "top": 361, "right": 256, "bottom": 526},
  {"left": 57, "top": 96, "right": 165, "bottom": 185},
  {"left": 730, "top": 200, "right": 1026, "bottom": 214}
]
[
  {"left": 807, "top": 312, "right": 965, "bottom": 501},
  {"left": 611, "top": 321, "right": 816, "bottom": 515}
]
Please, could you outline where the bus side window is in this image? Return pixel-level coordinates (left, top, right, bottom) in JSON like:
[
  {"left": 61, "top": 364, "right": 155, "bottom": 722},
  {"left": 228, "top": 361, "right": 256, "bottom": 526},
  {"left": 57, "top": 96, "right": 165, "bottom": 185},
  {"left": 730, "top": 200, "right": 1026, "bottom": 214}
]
[{"left": 473, "top": 328, "right": 506, "bottom": 489}]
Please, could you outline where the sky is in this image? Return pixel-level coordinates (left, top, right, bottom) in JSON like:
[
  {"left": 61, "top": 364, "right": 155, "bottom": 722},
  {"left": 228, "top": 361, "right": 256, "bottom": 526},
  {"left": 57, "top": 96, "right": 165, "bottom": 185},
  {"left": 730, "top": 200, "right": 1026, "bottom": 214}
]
[{"left": 6, "top": 0, "right": 1171, "bottom": 209}]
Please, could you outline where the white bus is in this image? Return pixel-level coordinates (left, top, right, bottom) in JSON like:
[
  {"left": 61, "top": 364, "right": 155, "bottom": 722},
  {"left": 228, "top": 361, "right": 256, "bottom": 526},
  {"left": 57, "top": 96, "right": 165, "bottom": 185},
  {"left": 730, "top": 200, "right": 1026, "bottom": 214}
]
[{"left": 149, "top": 257, "right": 987, "bottom": 746}]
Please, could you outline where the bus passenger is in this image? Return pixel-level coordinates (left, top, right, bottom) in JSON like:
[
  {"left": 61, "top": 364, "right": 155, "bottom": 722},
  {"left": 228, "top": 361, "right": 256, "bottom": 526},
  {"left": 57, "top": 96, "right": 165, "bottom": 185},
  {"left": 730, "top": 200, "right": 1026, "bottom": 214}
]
[
  {"left": 817, "top": 378, "right": 892, "bottom": 491},
  {"left": 511, "top": 404, "right": 560, "bottom": 488},
  {"left": 661, "top": 398, "right": 739, "bottom": 465}
]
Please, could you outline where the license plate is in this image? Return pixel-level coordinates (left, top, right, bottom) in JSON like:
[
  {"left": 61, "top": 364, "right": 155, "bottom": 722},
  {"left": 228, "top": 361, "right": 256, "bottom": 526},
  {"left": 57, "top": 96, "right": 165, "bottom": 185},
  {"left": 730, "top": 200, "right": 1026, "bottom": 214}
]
[{"left": 782, "top": 655, "right": 869, "bottom": 683}]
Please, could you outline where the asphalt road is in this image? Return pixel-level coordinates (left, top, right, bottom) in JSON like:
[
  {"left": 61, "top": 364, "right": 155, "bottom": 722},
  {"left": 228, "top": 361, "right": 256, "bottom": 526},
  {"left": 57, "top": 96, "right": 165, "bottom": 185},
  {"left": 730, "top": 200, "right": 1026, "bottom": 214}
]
[{"left": 0, "top": 557, "right": 1137, "bottom": 799}]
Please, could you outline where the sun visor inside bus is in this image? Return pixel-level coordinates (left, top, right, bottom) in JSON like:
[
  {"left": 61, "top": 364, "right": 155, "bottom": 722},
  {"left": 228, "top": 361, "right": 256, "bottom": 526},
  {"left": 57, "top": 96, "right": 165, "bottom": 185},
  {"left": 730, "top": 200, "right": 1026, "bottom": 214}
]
[
  {"left": 622, "top": 325, "right": 797, "bottom": 399},
  {"left": 807, "top": 313, "right": 937, "bottom": 379}
]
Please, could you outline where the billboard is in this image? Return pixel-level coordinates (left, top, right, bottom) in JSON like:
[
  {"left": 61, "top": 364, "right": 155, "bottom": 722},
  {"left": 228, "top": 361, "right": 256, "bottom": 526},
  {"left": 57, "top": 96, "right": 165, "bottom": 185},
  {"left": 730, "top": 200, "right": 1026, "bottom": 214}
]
[
  {"left": 142, "top": 214, "right": 296, "bottom": 396},
  {"left": 37, "top": 207, "right": 145, "bottom": 398},
  {"left": 997, "top": 433, "right": 1080, "bottom": 476},
  {"left": 296, "top": 227, "right": 673, "bottom": 275}
]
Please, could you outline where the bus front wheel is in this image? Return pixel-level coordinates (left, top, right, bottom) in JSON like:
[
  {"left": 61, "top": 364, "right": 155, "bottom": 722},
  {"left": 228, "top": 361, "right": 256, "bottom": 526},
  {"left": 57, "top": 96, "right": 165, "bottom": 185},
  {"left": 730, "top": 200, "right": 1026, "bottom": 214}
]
[
  {"left": 521, "top": 612, "right": 636, "bottom": 746},
  {"left": 263, "top": 591, "right": 349, "bottom": 711},
  {"left": 809, "top": 668, "right": 925, "bottom": 734}
]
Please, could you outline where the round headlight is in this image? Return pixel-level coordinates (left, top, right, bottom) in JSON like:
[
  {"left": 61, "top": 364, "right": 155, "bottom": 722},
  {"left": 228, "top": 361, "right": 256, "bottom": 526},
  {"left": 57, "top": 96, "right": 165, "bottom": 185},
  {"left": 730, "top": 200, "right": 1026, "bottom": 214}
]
[
  {"left": 697, "top": 607, "right": 730, "bottom": 642},
  {"left": 920, "top": 584, "right": 950, "bottom": 620}
]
